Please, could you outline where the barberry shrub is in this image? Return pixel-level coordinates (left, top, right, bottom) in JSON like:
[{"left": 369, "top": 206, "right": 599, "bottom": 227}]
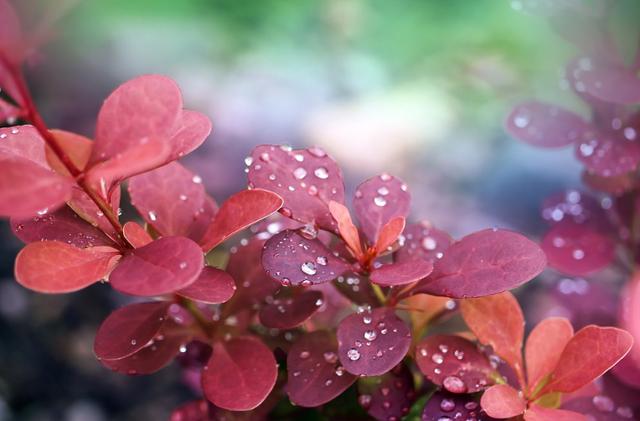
[
  {"left": 505, "top": 1, "right": 640, "bottom": 414},
  {"left": 0, "top": 1, "right": 634, "bottom": 420}
]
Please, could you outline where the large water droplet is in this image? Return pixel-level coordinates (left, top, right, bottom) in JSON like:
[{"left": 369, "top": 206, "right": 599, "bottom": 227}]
[
  {"left": 347, "top": 348, "right": 361, "bottom": 361},
  {"left": 364, "top": 330, "right": 377, "bottom": 341},
  {"left": 440, "top": 398, "right": 456, "bottom": 412},
  {"left": 443, "top": 376, "right": 466, "bottom": 393},
  {"left": 148, "top": 211, "right": 157, "bottom": 221},
  {"left": 374, "top": 196, "right": 387, "bottom": 207},
  {"left": 314, "top": 167, "right": 329, "bottom": 179},
  {"left": 301, "top": 261, "right": 317, "bottom": 275},
  {"left": 431, "top": 353, "right": 444, "bottom": 364},
  {"left": 293, "top": 167, "right": 307, "bottom": 180}
]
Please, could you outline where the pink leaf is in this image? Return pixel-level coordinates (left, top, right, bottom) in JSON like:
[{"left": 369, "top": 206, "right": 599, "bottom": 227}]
[
  {"left": 394, "top": 221, "right": 452, "bottom": 264},
  {"left": 0, "top": 157, "right": 73, "bottom": 218},
  {"left": 337, "top": 307, "right": 411, "bottom": 376},
  {"left": 374, "top": 216, "right": 405, "bottom": 254},
  {"left": 353, "top": 174, "right": 410, "bottom": 244},
  {"left": 46, "top": 130, "right": 93, "bottom": 174},
  {"left": 541, "top": 326, "right": 633, "bottom": 394},
  {"left": 109, "top": 236, "right": 204, "bottom": 296},
  {"left": 169, "top": 110, "right": 212, "bottom": 160},
  {"left": 525, "top": 317, "right": 574, "bottom": 392},
  {"left": 246, "top": 144, "right": 345, "bottom": 232},
  {"left": 259, "top": 289, "right": 323, "bottom": 329},
  {"left": 91, "top": 75, "right": 183, "bottom": 165},
  {"left": 94, "top": 301, "right": 170, "bottom": 360},
  {"left": 262, "top": 229, "right": 350, "bottom": 286},
  {"left": 199, "top": 188, "right": 283, "bottom": 251},
  {"left": 524, "top": 404, "right": 587, "bottom": 421},
  {"left": 11, "top": 206, "right": 114, "bottom": 248},
  {"left": 573, "top": 59, "right": 640, "bottom": 105},
  {"left": 460, "top": 292, "right": 525, "bottom": 383},
  {"left": 480, "top": 384, "right": 526, "bottom": 418},
  {"left": 505, "top": 101, "right": 589, "bottom": 148},
  {"left": 542, "top": 220, "right": 615, "bottom": 276},
  {"left": 415, "top": 229, "right": 546, "bottom": 298},
  {"left": 177, "top": 266, "right": 236, "bottom": 304},
  {"left": 0, "top": 125, "right": 48, "bottom": 166},
  {"left": 416, "top": 334, "right": 494, "bottom": 394},
  {"left": 67, "top": 186, "right": 121, "bottom": 241},
  {"left": 329, "top": 200, "right": 364, "bottom": 258},
  {"left": 128, "top": 162, "right": 207, "bottom": 237},
  {"left": 122, "top": 221, "right": 152, "bottom": 248},
  {"left": 14, "top": 241, "right": 119, "bottom": 293},
  {"left": 85, "top": 137, "right": 171, "bottom": 200},
  {"left": 286, "top": 331, "right": 356, "bottom": 407},
  {"left": 370, "top": 259, "right": 433, "bottom": 287},
  {"left": 575, "top": 130, "right": 640, "bottom": 177},
  {"left": 202, "top": 336, "right": 277, "bottom": 411}
]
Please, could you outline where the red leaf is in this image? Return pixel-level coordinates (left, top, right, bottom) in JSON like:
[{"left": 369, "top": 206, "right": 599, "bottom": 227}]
[
  {"left": 94, "top": 301, "right": 171, "bottom": 360},
  {"left": 541, "top": 220, "right": 615, "bottom": 276},
  {"left": 0, "top": 157, "right": 73, "bottom": 218},
  {"left": 370, "top": 259, "right": 433, "bottom": 287},
  {"left": 460, "top": 292, "right": 525, "bottom": 382},
  {"left": 122, "top": 221, "right": 152, "bottom": 248},
  {"left": 525, "top": 317, "right": 574, "bottom": 392},
  {"left": 358, "top": 364, "right": 415, "bottom": 421},
  {"left": 286, "top": 331, "right": 356, "bottom": 407},
  {"left": 353, "top": 174, "right": 410, "bottom": 244},
  {"left": 224, "top": 238, "right": 281, "bottom": 313},
  {"left": 67, "top": 186, "right": 121, "bottom": 241},
  {"left": 329, "top": 200, "right": 364, "bottom": 258},
  {"left": 416, "top": 334, "right": 494, "bottom": 394},
  {"left": 177, "top": 266, "right": 236, "bottom": 304},
  {"left": 337, "top": 307, "right": 411, "bottom": 376},
  {"left": 524, "top": 404, "right": 587, "bottom": 421},
  {"left": 262, "top": 229, "right": 350, "bottom": 286},
  {"left": 15, "top": 241, "right": 119, "bottom": 293},
  {"left": 575, "top": 130, "right": 640, "bottom": 177},
  {"left": 128, "top": 162, "right": 207, "bottom": 237},
  {"left": 415, "top": 229, "right": 546, "bottom": 298},
  {"left": 394, "top": 221, "right": 452, "bottom": 264},
  {"left": 11, "top": 206, "right": 114, "bottom": 248},
  {"left": 109, "top": 236, "right": 204, "bottom": 296},
  {"left": 374, "top": 216, "right": 405, "bottom": 254},
  {"left": 246, "top": 144, "right": 345, "bottom": 232},
  {"left": 259, "top": 289, "right": 323, "bottom": 329},
  {"left": 480, "top": 384, "right": 526, "bottom": 418},
  {"left": 421, "top": 392, "right": 486, "bottom": 421},
  {"left": 541, "top": 326, "right": 633, "bottom": 394},
  {"left": 85, "top": 137, "right": 171, "bottom": 200},
  {"left": 505, "top": 101, "right": 589, "bottom": 148},
  {"left": 91, "top": 75, "right": 182, "bottom": 165},
  {"left": 202, "top": 336, "right": 277, "bottom": 411},
  {"left": 0, "top": 0, "right": 22, "bottom": 57},
  {"left": 199, "top": 188, "right": 282, "bottom": 251}
]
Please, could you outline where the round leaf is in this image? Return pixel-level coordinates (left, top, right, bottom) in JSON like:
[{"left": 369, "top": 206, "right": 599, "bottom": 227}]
[
  {"left": 394, "top": 221, "right": 452, "bottom": 264},
  {"left": 177, "top": 266, "right": 236, "bottom": 304},
  {"left": 480, "top": 384, "right": 526, "bottom": 418},
  {"left": 370, "top": 259, "right": 433, "bottom": 287}
]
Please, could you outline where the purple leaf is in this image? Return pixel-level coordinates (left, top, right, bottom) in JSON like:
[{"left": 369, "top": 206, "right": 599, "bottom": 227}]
[
  {"left": 129, "top": 162, "right": 207, "bottom": 237},
  {"left": 177, "top": 266, "right": 236, "bottom": 304},
  {"left": 353, "top": 174, "right": 410, "bottom": 244},
  {"left": 394, "top": 221, "right": 452, "bottom": 264},
  {"left": 262, "top": 229, "right": 350, "bottom": 286},
  {"left": 415, "top": 334, "right": 494, "bottom": 394},
  {"left": 541, "top": 220, "right": 615, "bottom": 276},
  {"left": 505, "top": 101, "right": 589, "bottom": 148},
  {"left": 414, "top": 229, "right": 546, "bottom": 298},
  {"left": 337, "top": 307, "right": 411, "bottom": 376},
  {"left": 94, "top": 301, "right": 170, "bottom": 360},
  {"left": 259, "top": 289, "right": 324, "bottom": 329},
  {"left": 358, "top": 364, "right": 415, "bottom": 421},
  {"left": 11, "top": 206, "right": 114, "bottom": 248},
  {"left": 370, "top": 259, "right": 433, "bottom": 287},
  {"left": 541, "top": 190, "right": 608, "bottom": 228},
  {"left": 421, "top": 392, "right": 491, "bottom": 421},
  {"left": 247, "top": 144, "right": 345, "bottom": 232},
  {"left": 286, "top": 331, "right": 357, "bottom": 407},
  {"left": 109, "top": 236, "right": 204, "bottom": 296},
  {"left": 575, "top": 130, "right": 640, "bottom": 177}
]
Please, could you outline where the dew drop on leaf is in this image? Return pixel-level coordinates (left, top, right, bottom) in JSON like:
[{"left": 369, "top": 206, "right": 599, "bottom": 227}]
[{"left": 347, "top": 348, "right": 361, "bottom": 361}]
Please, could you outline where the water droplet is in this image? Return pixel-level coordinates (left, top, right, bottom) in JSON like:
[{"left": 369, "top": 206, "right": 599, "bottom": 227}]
[
  {"left": 179, "top": 262, "right": 188, "bottom": 269},
  {"left": 440, "top": 398, "right": 456, "bottom": 412},
  {"left": 301, "top": 261, "right": 317, "bottom": 275},
  {"left": 513, "top": 112, "right": 530, "bottom": 128},
  {"left": 260, "top": 152, "right": 270, "bottom": 162},
  {"left": 179, "top": 194, "right": 188, "bottom": 201},
  {"left": 380, "top": 173, "right": 392, "bottom": 181},
  {"left": 363, "top": 316, "right": 372, "bottom": 324},
  {"left": 335, "top": 366, "right": 345, "bottom": 376},
  {"left": 358, "top": 394, "right": 372, "bottom": 408},
  {"left": 324, "top": 379, "right": 333, "bottom": 386},
  {"left": 10, "top": 128, "right": 19, "bottom": 134},
  {"left": 323, "top": 351, "right": 337, "bottom": 363},
  {"left": 314, "top": 167, "right": 329, "bottom": 179},
  {"left": 624, "top": 127, "right": 637, "bottom": 141},
  {"left": 374, "top": 196, "right": 387, "bottom": 207},
  {"left": 299, "top": 351, "right": 310, "bottom": 359},
  {"left": 438, "top": 344, "right": 449, "bottom": 353},
  {"left": 443, "top": 376, "right": 466, "bottom": 393},
  {"left": 130, "top": 339, "right": 137, "bottom": 345},
  {"left": 293, "top": 167, "right": 307, "bottom": 179},
  {"left": 268, "top": 174, "right": 276, "bottom": 181},
  {"left": 377, "top": 186, "right": 390, "bottom": 196},
  {"left": 592, "top": 395, "right": 614, "bottom": 412},
  {"left": 422, "top": 237, "right": 437, "bottom": 250},
  {"left": 244, "top": 156, "right": 254, "bottom": 166},
  {"left": 431, "top": 353, "right": 444, "bottom": 364},
  {"left": 192, "top": 175, "right": 202, "bottom": 184},
  {"left": 316, "top": 256, "right": 327, "bottom": 266},
  {"left": 148, "top": 211, "right": 157, "bottom": 221},
  {"left": 364, "top": 330, "right": 377, "bottom": 341},
  {"left": 454, "top": 350, "right": 464, "bottom": 360},
  {"left": 315, "top": 298, "right": 323, "bottom": 306},
  {"left": 573, "top": 249, "right": 585, "bottom": 260},
  {"left": 420, "top": 348, "right": 428, "bottom": 357},
  {"left": 347, "top": 348, "right": 361, "bottom": 361},
  {"left": 579, "top": 143, "right": 594, "bottom": 157}
]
